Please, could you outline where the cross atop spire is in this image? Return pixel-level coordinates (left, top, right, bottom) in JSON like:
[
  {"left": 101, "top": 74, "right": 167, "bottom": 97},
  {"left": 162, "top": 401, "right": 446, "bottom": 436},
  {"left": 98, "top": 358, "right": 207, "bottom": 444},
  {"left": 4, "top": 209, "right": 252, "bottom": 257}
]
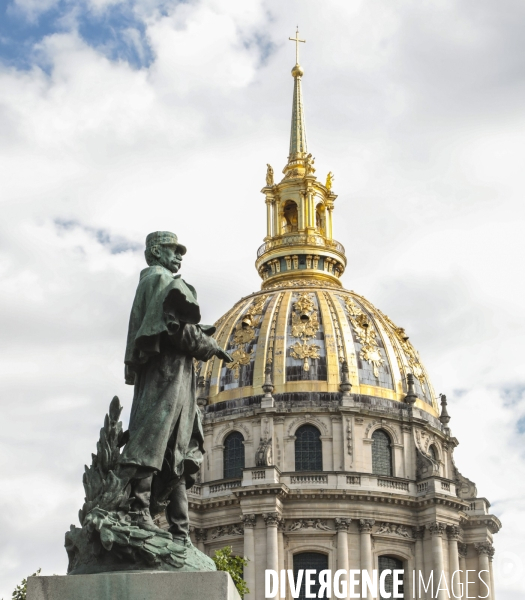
[
  {"left": 289, "top": 26, "right": 305, "bottom": 65},
  {"left": 287, "top": 27, "right": 307, "bottom": 160}
]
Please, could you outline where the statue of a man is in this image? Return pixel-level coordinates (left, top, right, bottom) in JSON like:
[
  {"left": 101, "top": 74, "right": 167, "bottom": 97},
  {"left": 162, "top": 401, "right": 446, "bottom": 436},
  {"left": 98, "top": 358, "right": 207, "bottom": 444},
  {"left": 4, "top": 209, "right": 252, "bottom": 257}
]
[{"left": 120, "top": 231, "right": 232, "bottom": 541}]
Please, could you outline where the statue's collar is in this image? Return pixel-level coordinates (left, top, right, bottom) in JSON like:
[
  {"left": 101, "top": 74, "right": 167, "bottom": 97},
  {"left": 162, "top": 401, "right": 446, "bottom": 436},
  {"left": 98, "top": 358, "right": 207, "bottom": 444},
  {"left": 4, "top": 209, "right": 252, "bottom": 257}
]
[{"left": 139, "top": 265, "right": 180, "bottom": 281}]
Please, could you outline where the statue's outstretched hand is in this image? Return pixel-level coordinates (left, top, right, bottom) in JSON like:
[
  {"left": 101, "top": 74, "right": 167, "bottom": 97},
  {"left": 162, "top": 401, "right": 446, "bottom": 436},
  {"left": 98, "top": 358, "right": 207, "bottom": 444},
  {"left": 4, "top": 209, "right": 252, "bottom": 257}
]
[{"left": 216, "top": 348, "right": 234, "bottom": 363}]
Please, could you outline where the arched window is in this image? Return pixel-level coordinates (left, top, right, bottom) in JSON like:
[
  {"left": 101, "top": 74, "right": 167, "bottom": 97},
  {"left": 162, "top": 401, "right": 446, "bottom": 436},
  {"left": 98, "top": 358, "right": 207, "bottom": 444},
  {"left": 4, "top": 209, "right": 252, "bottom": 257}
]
[
  {"left": 282, "top": 201, "right": 298, "bottom": 233},
  {"left": 372, "top": 429, "right": 392, "bottom": 476},
  {"left": 378, "top": 556, "right": 404, "bottom": 599},
  {"left": 293, "top": 552, "right": 328, "bottom": 600},
  {"left": 223, "top": 431, "right": 245, "bottom": 479},
  {"left": 295, "top": 424, "right": 322, "bottom": 472},
  {"left": 429, "top": 445, "right": 438, "bottom": 462}
]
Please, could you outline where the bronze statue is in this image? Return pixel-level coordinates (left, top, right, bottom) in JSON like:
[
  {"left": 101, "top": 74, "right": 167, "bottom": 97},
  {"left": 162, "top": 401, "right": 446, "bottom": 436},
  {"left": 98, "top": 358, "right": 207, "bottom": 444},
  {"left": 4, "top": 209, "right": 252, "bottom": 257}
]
[{"left": 66, "top": 232, "right": 232, "bottom": 574}]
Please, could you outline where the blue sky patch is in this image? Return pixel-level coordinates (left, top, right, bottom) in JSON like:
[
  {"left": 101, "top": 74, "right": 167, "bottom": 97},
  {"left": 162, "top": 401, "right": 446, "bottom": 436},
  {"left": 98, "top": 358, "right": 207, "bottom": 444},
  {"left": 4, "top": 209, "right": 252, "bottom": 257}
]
[
  {"left": 0, "top": 0, "right": 154, "bottom": 70},
  {"left": 54, "top": 218, "right": 142, "bottom": 254}
]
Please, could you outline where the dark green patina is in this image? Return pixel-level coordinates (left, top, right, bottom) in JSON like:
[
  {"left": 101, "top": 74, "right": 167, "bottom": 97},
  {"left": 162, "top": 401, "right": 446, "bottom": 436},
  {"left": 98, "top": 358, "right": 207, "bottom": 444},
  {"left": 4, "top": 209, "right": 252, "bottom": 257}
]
[{"left": 66, "top": 231, "right": 232, "bottom": 574}]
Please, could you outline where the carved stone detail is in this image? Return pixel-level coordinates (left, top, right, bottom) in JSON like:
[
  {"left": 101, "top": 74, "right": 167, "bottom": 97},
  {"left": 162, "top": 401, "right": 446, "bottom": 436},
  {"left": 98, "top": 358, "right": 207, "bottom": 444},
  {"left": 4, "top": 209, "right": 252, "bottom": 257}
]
[
  {"left": 334, "top": 518, "right": 351, "bottom": 531},
  {"left": 377, "top": 522, "right": 392, "bottom": 534},
  {"left": 395, "top": 525, "right": 411, "bottom": 538},
  {"left": 475, "top": 542, "right": 494, "bottom": 557},
  {"left": 428, "top": 522, "right": 446, "bottom": 536},
  {"left": 359, "top": 519, "right": 375, "bottom": 533},
  {"left": 263, "top": 512, "right": 281, "bottom": 527},
  {"left": 447, "top": 525, "right": 461, "bottom": 541},
  {"left": 241, "top": 514, "right": 257, "bottom": 529},
  {"left": 210, "top": 523, "right": 244, "bottom": 539},
  {"left": 255, "top": 437, "right": 273, "bottom": 466},
  {"left": 288, "top": 519, "right": 332, "bottom": 531}
]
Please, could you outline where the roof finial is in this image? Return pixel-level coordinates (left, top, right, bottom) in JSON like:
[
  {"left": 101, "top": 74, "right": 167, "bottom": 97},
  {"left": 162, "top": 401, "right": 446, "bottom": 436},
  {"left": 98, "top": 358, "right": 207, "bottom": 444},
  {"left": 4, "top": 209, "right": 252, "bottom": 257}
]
[
  {"left": 288, "top": 27, "right": 307, "bottom": 161},
  {"left": 439, "top": 394, "right": 451, "bottom": 425},
  {"left": 404, "top": 373, "right": 418, "bottom": 405},
  {"left": 261, "top": 362, "right": 275, "bottom": 408},
  {"left": 289, "top": 26, "right": 305, "bottom": 66}
]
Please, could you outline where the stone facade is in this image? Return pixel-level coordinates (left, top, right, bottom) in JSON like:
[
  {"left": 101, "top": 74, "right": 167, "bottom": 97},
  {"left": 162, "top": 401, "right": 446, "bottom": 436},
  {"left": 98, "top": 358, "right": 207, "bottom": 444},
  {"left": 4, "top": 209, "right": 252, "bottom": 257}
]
[
  {"left": 160, "top": 45, "right": 502, "bottom": 600},
  {"left": 173, "top": 396, "right": 500, "bottom": 600}
]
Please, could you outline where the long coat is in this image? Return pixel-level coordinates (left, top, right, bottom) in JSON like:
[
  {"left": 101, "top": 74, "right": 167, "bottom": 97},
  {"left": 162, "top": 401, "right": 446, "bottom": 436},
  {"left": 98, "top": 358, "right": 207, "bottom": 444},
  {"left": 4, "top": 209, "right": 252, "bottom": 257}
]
[{"left": 121, "top": 265, "right": 219, "bottom": 487}]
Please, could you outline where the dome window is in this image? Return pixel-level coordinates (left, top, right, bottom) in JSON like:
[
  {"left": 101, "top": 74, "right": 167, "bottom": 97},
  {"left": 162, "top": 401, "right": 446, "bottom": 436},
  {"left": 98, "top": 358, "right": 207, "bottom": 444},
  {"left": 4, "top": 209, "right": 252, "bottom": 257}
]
[
  {"left": 295, "top": 424, "right": 323, "bottom": 472},
  {"left": 293, "top": 552, "right": 329, "bottom": 600},
  {"left": 372, "top": 429, "right": 393, "bottom": 477},
  {"left": 378, "top": 556, "right": 404, "bottom": 599},
  {"left": 223, "top": 431, "right": 245, "bottom": 479}
]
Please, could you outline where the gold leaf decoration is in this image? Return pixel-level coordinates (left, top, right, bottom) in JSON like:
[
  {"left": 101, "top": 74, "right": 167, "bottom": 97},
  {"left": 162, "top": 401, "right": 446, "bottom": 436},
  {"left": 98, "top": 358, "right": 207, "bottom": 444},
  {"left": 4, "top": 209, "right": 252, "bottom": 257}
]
[
  {"left": 342, "top": 296, "right": 383, "bottom": 378},
  {"left": 289, "top": 292, "right": 321, "bottom": 371},
  {"left": 226, "top": 347, "right": 253, "bottom": 380},
  {"left": 226, "top": 295, "right": 268, "bottom": 381},
  {"left": 393, "top": 327, "right": 424, "bottom": 380},
  {"left": 290, "top": 341, "right": 320, "bottom": 372}
]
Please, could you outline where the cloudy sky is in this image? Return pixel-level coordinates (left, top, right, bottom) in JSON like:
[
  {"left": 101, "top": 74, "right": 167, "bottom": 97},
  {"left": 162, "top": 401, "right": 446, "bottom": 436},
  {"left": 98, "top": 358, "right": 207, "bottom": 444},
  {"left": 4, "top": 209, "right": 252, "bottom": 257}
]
[{"left": 0, "top": 0, "right": 524, "bottom": 597}]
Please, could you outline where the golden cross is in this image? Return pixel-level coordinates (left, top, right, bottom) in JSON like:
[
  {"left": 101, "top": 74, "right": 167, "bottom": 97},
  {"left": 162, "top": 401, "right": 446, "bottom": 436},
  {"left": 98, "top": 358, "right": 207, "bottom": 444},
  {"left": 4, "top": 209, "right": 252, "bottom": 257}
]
[{"left": 289, "top": 26, "right": 305, "bottom": 64}]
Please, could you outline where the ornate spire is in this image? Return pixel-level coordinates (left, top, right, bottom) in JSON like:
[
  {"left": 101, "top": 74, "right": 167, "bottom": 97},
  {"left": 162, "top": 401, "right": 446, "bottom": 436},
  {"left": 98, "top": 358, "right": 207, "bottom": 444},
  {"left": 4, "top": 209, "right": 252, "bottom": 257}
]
[
  {"left": 288, "top": 28, "right": 307, "bottom": 161},
  {"left": 257, "top": 32, "right": 346, "bottom": 289}
]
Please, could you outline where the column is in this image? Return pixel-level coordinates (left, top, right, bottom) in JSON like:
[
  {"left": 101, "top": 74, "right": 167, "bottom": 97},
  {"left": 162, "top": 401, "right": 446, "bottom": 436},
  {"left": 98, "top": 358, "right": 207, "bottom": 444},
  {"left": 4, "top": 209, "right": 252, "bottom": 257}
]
[
  {"left": 359, "top": 519, "right": 375, "bottom": 600},
  {"left": 266, "top": 199, "right": 273, "bottom": 238},
  {"left": 336, "top": 518, "right": 350, "bottom": 569},
  {"left": 326, "top": 206, "right": 333, "bottom": 239},
  {"left": 447, "top": 526, "right": 461, "bottom": 599},
  {"left": 264, "top": 512, "right": 280, "bottom": 574},
  {"left": 242, "top": 515, "right": 257, "bottom": 600},
  {"left": 413, "top": 526, "right": 425, "bottom": 594},
  {"left": 278, "top": 520, "right": 286, "bottom": 573},
  {"left": 489, "top": 546, "right": 496, "bottom": 600},
  {"left": 335, "top": 518, "right": 350, "bottom": 597},
  {"left": 458, "top": 543, "right": 468, "bottom": 600},
  {"left": 195, "top": 528, "right": 207, "bottom": 554},
  {"left": 307, "top": 191, "right": 314, "bottom": 229},
  {"left": 475, "top": 543, "right": 493, "bottom": 600},
  {"left": 429, "top": 522, "right": 446, "bottom": 600},
  {"left": 299, "top": 194, "right": 306, "bottom": 231},
  {"left": 273, "top": 199, "right": 280, "bottom": 236}
]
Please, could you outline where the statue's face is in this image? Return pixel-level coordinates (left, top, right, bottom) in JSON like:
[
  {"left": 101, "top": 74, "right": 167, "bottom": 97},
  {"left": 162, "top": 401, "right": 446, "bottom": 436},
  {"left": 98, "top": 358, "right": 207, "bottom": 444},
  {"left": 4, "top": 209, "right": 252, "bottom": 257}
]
[{"left": 156, "top": 244, "right": 183, "bottom": 273}]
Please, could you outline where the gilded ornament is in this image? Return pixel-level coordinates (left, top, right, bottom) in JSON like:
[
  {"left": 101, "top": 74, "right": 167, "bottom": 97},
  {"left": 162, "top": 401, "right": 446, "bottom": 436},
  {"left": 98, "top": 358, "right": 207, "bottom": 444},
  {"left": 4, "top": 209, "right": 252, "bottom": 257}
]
[
  {"left": 294, "top": 292, "right": 315, "bottom": 314},
  {"left": 342, "top": 295, "right": 383, "bottom": 378},
  {"left": 292, "top": 311, "right": 319, "bottom": 339},
  {"left": 304, "top": 153, "right": 316, "bottom": 175},
  {"left": 266, "top": 164, "right": 274, "bottom": 187},
  {"left": 227, "top": 295, "right": 268, "bottom": 379},
  {"left": 290, "top": 341, "right": 320, "bottom": 371},
  {"left": 288, "top": 292, "right": 322, "bottom": 370},
  {"left": 266, "top": 293, "right": 284, "bottom": 364},
  {"left": 392, "top": 326, "right": 424, "bottom": 379},
  {"left": 232, "top": 320, "right": 255, "bottom": 345},
  {"left": 284, "top": 168, "right": 300, "bottom": 179},
  {"left": 226, "top": 347, "right": 253, "bottom": 379},
  {"left": 325, "top": 171, "right": 334, "bottom": 191}
]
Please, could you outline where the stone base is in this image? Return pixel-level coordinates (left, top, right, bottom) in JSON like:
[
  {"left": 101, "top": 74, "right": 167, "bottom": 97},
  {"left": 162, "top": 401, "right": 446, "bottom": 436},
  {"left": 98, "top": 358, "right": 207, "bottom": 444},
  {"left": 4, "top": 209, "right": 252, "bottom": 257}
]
[
  {"left": 28, "top": 570, "right": 241, "bottom": 600},
  {"left": 260, "top": 396, "right": 275, "bottom": 408}
]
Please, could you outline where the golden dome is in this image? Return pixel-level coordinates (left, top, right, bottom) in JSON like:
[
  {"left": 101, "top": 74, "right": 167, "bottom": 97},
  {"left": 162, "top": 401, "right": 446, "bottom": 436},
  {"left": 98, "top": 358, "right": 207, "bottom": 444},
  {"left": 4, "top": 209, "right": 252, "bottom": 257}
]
[
  {"left": 198, "top": 43, "right": 438, "bottom": 418},
  {"left": 199, "top": 284, "right": 438, "bottom": 416}
]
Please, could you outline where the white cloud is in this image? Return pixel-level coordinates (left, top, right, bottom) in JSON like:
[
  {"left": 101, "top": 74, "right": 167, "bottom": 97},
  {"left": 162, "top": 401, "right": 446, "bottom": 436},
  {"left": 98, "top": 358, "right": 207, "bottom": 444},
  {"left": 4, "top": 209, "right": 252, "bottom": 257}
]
[{"left": 0, "top": 0, "right": 524, "bottom": 597}]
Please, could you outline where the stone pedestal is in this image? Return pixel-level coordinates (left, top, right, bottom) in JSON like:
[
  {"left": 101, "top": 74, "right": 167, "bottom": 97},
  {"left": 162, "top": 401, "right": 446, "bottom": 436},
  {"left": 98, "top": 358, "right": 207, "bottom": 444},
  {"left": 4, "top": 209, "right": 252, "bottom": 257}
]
[{"left": 28, "top": 570, "right": 241, "bottom": 600}]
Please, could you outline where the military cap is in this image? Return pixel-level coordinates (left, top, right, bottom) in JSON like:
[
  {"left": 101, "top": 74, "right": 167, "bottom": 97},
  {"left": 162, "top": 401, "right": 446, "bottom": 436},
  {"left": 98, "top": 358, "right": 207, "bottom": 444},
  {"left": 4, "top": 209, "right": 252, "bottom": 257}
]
[{"left": 145, "top": 231, "right": 187, "bottom": 255}]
